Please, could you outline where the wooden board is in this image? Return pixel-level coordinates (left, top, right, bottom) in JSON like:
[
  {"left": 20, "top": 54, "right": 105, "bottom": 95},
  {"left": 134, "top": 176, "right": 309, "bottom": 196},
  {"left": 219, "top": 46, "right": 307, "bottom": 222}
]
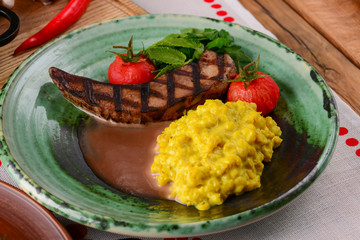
[
  {"left": 238, "top": 0, "right": 360, "bottom": 116},
  {"left": 285, "top": 0, "right": 360, "bottom": 68},
  {"left": 0, "top": 0, "right": 147, "bottom": 86}
]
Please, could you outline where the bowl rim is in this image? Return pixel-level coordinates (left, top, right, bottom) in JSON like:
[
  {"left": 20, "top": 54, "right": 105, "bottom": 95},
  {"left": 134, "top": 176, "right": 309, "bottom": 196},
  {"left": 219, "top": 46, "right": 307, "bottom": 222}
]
[
  {"left": 0, "top": 180, "right": 71, "bottom": 239},
  {"left": 0, "top": 14, "right": 339, "bottom": 237}
]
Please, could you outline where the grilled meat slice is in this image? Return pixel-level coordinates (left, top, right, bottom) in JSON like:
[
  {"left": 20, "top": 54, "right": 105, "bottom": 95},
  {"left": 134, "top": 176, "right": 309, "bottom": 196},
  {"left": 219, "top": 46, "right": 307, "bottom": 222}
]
[{"left": 49, "top": 49, "right": 237, "bottom": 124}]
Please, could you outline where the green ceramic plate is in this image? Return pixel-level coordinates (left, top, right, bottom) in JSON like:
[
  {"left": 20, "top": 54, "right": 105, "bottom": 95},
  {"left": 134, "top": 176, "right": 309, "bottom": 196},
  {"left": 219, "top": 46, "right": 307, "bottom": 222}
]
[{"left": 0, "top": 14, "right": 338, "bottom": 238}]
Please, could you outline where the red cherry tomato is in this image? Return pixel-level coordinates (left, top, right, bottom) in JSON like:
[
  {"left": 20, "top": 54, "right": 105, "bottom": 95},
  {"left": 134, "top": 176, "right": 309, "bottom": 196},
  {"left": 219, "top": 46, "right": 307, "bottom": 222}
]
[
  {"left": 108, "top": 54, "right": 156, "bottom": 84},
  {"left": 227, "top": 72, "right": 280, "bottom": 115}
]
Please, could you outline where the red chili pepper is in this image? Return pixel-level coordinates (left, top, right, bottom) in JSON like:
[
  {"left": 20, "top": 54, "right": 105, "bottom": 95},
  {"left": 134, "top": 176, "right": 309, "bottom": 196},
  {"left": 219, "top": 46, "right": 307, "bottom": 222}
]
[{"left": 14, "top": 0, "right": 91, "bottom": 55}]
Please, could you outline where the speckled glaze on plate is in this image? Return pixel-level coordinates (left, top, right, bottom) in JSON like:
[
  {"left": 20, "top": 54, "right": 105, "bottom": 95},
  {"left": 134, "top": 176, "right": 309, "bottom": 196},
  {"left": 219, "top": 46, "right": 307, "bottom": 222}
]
[{"left": 0, "top": 14, "right": 338, "bottom": 238}]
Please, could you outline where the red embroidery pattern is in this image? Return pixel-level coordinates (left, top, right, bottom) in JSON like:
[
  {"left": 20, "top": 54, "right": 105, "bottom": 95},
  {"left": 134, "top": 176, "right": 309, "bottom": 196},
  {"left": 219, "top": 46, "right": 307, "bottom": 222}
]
[
  {"left": 211, "top": 3, "right": 222, "bottom": 9},
  {"left": 224, "top": 16, "right": 235, "bottom": 22},
  {"left": 203, "top": 0, "right": 235, "bottom": 22},
  {"left": 339, "top": 127, "right": 349, "bottom": 136},
  {"left": 356, "top": 149, "right": 360, "bottom": 157},
  {"left": 346, "top": 138, "right": 359, "bottom": 147},
  {"left": 339, "top": 127, "right": 360, "bottom": 157},
  {"left": 216, "top": 10, "right": 227, "bottom": 16}
]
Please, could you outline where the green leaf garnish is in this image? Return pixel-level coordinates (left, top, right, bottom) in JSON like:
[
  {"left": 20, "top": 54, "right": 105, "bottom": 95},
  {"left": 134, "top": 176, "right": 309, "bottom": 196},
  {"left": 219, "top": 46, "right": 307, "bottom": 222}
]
[
  {"left": 146, "top": 46, "right": 187, "bottom": 64},
  {"left": 144, "top": 28, "right": 252, "bottom": 78},
  {"left": 155, "top": 34, "right": 203, "bottom": 49}
]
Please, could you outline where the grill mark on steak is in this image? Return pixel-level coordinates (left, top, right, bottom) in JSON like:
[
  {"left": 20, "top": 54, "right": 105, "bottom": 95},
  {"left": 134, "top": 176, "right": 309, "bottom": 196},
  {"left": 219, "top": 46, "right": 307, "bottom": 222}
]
[
  {"left": 141, "top": 82, "right": 150, "bottom": 112},
  {"left": 149, "top": 89, "right": 165, "bottom": 98},
  {"left": 154, "top": 78, "right": 193, "bottom": 90},
  {"left": 83, "top": 78, "right": 96, "bottom": 106},
  {"left": 166, "top": 72, "right": 175, "bottom": 107},
  {"left": 191, "top": 62, "right": 202, "bottom": 95},
  {"left": 49, "top": 49, "right": 237, "bottom": 124},
  {"left": 174, "top": 82, "right": 193, "bottom": 90},
  {"left": 122, "top": 98, "right": 140, "bottom": 108},
  {"left": 216, "top": 53, "right": 225, "bottom": 82},
  {"left": 152, "top": 78, "right": 167, "bottom": 84},
  {"left": 113, "top": 85, "right": 122, "bottom": 111}
]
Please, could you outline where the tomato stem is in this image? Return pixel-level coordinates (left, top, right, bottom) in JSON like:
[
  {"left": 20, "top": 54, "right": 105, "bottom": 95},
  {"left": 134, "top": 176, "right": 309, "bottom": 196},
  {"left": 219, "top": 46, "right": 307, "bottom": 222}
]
[
  {"left": 243, "top": 62, "right": 255, "bottom": 71},
  {"left": 223, "top": 55, "right": 270, "bottom": 89},
  {"left": 108, "top": 36, "right": 144, "bottom": 63}
]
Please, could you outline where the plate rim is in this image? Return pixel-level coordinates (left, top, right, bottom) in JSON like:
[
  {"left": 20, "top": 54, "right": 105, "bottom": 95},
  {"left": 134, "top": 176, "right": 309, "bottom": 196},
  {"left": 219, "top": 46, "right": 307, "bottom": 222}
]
[{"left": 0, "top": 14, "right": 339, "bottom": 237}]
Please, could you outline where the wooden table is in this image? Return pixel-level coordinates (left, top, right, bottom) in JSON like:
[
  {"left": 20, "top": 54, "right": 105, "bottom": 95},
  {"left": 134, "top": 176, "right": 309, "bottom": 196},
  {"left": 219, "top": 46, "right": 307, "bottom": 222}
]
[
  {"left": 0, "top": 0, "right": 146, "bottom": 88},
  {"left": 1, "top": 0, "right": 359, "bottom": 116},
  {"left": 239, "top": 0, "right": 360, "bottom": 116}
]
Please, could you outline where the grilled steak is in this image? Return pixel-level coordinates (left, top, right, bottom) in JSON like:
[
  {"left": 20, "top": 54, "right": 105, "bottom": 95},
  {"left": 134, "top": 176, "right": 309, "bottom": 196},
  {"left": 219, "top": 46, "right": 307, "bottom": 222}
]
[{"left": 49, "top": 49, "right": 237, "bottom": 124}]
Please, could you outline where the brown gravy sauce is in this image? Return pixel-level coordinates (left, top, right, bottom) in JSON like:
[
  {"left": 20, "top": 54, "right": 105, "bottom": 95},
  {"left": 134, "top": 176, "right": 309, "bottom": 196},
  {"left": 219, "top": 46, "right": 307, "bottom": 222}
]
[{"left": 78, "top": 118, "right": 173, "bottom": 199}]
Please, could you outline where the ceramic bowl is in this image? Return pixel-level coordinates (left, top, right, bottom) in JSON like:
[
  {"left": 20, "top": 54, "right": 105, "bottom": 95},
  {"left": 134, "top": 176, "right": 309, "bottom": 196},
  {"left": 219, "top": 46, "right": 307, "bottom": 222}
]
[
  {"left": 0, "top": 180, "right": 71, "bottom": 239},
  {"left": 0, "top": 14, "right": 338, "bottom": 238}
]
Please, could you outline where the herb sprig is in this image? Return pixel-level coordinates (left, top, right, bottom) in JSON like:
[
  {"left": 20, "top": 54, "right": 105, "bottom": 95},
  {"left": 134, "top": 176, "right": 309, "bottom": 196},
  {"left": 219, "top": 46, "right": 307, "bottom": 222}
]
[
  {"left": 223, "top": 55, "right": 271, "bottom": 89},
  {"left": 107, "top": 36, "right": 145, "bottom": 63},
  {"left": 145, "top": 28, "right": 252, "bottom": 78}
]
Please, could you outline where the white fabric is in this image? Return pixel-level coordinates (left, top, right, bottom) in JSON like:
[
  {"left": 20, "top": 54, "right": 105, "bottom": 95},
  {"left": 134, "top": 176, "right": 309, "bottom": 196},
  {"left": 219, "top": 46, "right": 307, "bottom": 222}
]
[{"left": 132, "top": 0, "right": 276, "bottom": 38}]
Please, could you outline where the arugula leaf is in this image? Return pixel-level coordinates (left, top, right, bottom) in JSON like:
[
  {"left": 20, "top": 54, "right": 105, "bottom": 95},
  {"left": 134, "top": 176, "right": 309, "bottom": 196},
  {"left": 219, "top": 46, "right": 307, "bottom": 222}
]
[
  {"left": 154, "top": 34, "right": 203, "bottom": 49},
  {"left": 181, "top": 28, "right": 219, "bottom": 41},
  {"left": 206, "top": 38, "right": 232, "bottom": 50},
  {"left": 152, "top": 34, "right": 204, "bottom": 62},
  {"left": 144, "top": 28, "right": 252, "bottom": 78},
  {"left": 146, "top": 46, "right": 194, "bottom": 78},
  {"left": 153, "top": 62, "right": 191, "bottom": 78},
  {"left": 146, "top": 46, "right": 187, "bottom": 65}
]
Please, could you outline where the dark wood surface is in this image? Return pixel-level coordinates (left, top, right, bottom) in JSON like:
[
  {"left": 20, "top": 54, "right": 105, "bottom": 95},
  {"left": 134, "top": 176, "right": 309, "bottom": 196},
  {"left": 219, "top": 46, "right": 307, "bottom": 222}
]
[
  {"left": 239, "top": 0, "right": 360, "bottom": 116},
  {"left": 0, "top": 0, "right": 146, "bottom": 87}
]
